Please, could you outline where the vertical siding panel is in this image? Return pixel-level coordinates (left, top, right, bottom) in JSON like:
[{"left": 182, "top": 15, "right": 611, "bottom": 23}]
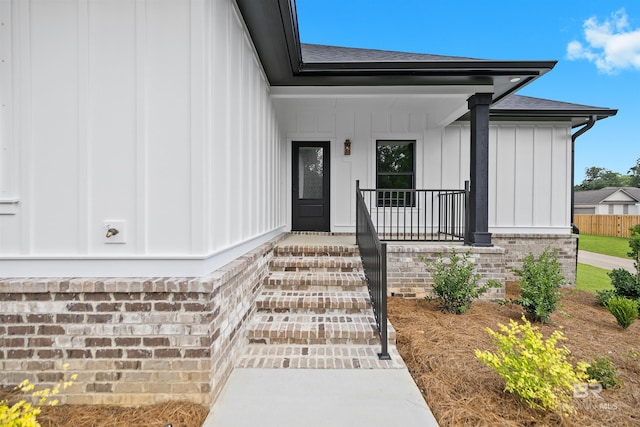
[
  {"left": 0, "top": 0, "right": 12, "bottom": 199},
  {"left": 533, "top": 127, "right": 552, "bottom": 226},
  {"left": 441, "top": 126, "right": 461, "bottom": 188},
  {"left": 371, "top": 111, "right": 390, "bottom": 134},
  {"left": 77, "top": 0, "right": 89, "bottom": 253},
  {"left": 30, "top": 0, "right": 79, "bottom": 253},
  {"left": 211, "top": 0, "right": 229, "bottom": 249},
  {"left": 551, "top": 126, "right": 570, "bottom": 226},
  {"left": 0, "top": 0, "right": 21, "bottom": 252},
  {"left": 424, "top": 128, "right": 442, "bottom": 189},
  {"left": 145, "top": 0, "right": 191, "bottom": 253},
  {"left": 335, "top": 107, "right": 354, "bottom": 226},
  {"left": 459, "top": 125, "right": 470, "bottom": 186},
  {"left": 228, "top": 10, "right": 242, "bottom": 244},
  {"left": 391, "top": 111, "right": 409, "bottom": 133},
  {"left": 494, "top": 126, "right": 516, "bottom": 227},
  {"left": 318, "top": 109, "right": 334, "bottom": 133},
  {"left": 135, "top": 0, "right": 147, "bottom": 254},
  {"left": 354, "top": 109, "right": 371, "bottom": 185},
  {"left": 190, "top": 0, "right": 206, "bottom": 253},
  {"left": 514, "top": 126, "right": 534, "bottom": 225},
  {"left": 488, "top": 126, "right": 497, "bottom": 227},
  {"left": 89, "top": 0, "right": 137, "bottom": 254}
]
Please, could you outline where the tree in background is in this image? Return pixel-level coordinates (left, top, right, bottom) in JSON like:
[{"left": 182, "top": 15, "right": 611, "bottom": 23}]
[
  {"left": 575, "top": 158, "right": 639, "bottom": 191},
  {"left": 629, "top": 158, "right": 640, "bottom": 188}
]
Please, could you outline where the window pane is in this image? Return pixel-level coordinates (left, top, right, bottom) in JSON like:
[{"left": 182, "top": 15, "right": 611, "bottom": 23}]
[
  {"left": 377, "top": 174, "right": 413, "bottom": 190},
  {"left": 298, "top": 147, "right": 323, "bottom": 199},
  {"left": 377, "top": 141, "right": 414, "bottom": 173}
]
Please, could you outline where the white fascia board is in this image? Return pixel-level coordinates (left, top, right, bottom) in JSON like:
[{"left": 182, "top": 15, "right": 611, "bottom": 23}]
[{"left": 0, "top": 227, "right": 286, "bottom": 278}]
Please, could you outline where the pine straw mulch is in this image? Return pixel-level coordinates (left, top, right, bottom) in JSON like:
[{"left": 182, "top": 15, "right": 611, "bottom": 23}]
[
  {"left": 0, "top": 392, "right": 209, "bottom": 427},
  {"left": 388, "top": 285, "right": 640, "bottom": 427},
  {"left": 35, "top": 401, "right": 209, "bottom": 427}
]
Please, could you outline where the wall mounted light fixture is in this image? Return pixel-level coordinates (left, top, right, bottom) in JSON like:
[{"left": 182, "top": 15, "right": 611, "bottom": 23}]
[{"left": 344, "top": 139, "right": 351, "bottom": 155}]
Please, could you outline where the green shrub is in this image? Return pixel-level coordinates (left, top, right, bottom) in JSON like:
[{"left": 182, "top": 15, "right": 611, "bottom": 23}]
[
  {"left": 475, "top": 316, "right": 589, "bottom": 414},
  {"left": 503, "top": 248, "right": 564, "bottom": 323},
  {"left": 595, "top": 289, "right": 617, "bottom": 307},
  {"left": 628, "top": 223, "right": 640, "bottom": 277},
  {"left": 608, "top": 268, "right": 640, "bottom": 301},
  {"left": 423, "top": 250, "right": 498, "bottom": 314},
  {"left": 605, "top": 296, "right": 638, "bottom": 329},
  {"left": 586, "top": 356, "right": 623, "bottom": 389},
  {"left": 0, "top": 368, "right": 76, "bottom": 427}
]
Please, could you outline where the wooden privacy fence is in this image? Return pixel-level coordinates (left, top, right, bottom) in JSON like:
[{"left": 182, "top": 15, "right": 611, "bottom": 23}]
[{"left": 574, "top": 214, "right": 640, "bottom": 237}]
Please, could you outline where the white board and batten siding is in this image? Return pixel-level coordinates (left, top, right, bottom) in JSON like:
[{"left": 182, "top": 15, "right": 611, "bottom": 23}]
[
  {"left": 276, "top": 98, "right": 573, "bottom": 235},
  {"left": 0, "top": 0, "right": 284, "bottom": 277}
]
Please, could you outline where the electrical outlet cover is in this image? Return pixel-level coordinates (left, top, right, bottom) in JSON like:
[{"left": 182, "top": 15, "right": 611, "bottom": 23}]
[{"left": 103, "top": 220, "right": 126, "bottom": 244}]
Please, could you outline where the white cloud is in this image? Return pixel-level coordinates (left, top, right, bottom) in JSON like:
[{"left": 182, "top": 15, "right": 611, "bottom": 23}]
[{"left": 567, "top": 9, "right": 640, "bottom": 74}]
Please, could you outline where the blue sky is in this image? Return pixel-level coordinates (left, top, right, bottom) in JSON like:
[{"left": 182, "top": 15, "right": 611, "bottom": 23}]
[{"left": 296, "top": 1, "right": 640, "bottom": 183}]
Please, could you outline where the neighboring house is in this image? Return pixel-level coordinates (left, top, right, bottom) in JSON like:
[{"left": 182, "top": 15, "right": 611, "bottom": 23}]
[
  {"left": 0, "top": 0, "right": 617, "bottom": 407},
  {"left": 574, "top": 187, "right": 640, "bottom": 215}
]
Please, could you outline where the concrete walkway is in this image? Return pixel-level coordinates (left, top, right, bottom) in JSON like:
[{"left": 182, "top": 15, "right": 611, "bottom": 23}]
[
  {"left": 578, "top": 250, "right": 635, "bottom": 273},
  {"left": 202, "top": 368, "right": 439, "bottom": 427}
]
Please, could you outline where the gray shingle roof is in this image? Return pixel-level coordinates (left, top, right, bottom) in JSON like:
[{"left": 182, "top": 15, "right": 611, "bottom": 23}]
[
  {"left": 492, "top": 95, "right": 612, "bottom": 112},
  {"left": 574, "top": 187, "right": 640, "bottom": 205},
  {"left": 301, "top": 43, "right": 480, "bottom": 63}
]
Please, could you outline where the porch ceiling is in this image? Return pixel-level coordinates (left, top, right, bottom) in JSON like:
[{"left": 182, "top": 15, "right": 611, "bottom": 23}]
[{"left": 271, "top": 86, "right": 490, "bottom": 127}]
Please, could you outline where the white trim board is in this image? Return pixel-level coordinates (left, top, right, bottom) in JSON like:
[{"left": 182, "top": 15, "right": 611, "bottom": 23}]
[{"left": 0, "top": 227, "right": 286, "bottom": 278}]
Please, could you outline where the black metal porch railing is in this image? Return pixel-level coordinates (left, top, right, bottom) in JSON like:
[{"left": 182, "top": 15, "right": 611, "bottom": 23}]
[
  {"left": 355, "top": 180, "right": 390, "bottom": 360},
  {"left": 359, "top": 183, "right": 468, "bottom": 242}
]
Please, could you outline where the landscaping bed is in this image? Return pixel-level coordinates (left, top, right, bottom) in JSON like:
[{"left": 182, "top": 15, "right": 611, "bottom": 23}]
[
  {"left": 388, "top": 286, "right": 640, "bottom": 426},
  {"left": 0, "top": 399, "right": 209, "bottom": 427}
]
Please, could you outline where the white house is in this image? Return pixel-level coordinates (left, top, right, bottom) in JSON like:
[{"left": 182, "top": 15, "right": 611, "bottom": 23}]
[
  {"left": 0, "top": 0, "right": 616, "bottom": 407},
  {"left": 574, "top": 187, "right": 640, "bottom": 215}
]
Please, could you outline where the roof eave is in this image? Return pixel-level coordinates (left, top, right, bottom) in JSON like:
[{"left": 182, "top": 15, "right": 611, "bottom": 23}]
[
  {"left": 488, "top": 108, "right": 617, "bottom": 125},
  {"left": 235, "top": 0, "right": 555, "bottom": 97}
]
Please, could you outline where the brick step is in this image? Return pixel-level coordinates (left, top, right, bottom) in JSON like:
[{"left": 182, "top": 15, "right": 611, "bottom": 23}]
[
  {"left": 256, "top": 291, "right": 371, "bottom": 314},
  {"left": 273, "top": 245, "right": 360, "bottom": 258},
  {"left": 264, "top": 271, "right": 367, "bottom": 291},
  {"left": 269, "top": 256, "right": 363, "bottom": 272},
  {"left": 246, "top": 313, "right": 396, "bottom": 346},
  {"left": 236, "top": 344, "right": 406, "bottom": 369}
]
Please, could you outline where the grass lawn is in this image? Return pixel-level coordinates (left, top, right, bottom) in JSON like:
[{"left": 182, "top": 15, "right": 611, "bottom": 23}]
[
  {"left": 576, "top": 262, "right": 612, "bottom": 293},
  {"left": 578, "top": 234, "right": 630, "bottom": 258}
]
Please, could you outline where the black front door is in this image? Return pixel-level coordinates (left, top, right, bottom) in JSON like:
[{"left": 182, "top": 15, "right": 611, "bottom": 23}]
[{"left": 292, "top": 142, "right": 330, "bottom": 231}]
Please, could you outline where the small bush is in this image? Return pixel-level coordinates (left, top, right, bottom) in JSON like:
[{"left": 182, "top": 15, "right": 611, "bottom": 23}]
[
  {"left": 586, "top": 356, "right": 623, "bottom": 389},
  {"left": 503, "top": 248, "right": 564, "bottom": 323},
  {"left": 423, "top": 250, "right": 498, "bottom": 314},
  {"left": 608, "top": 268, "right": 640, "bottom": 301},
  {"left": 605, "top": 296, "right": 638, "bottom": 329},
  {"left": 628, "top": 223, "right": 640, "bottom": 276},
  {"left": 595, "top": 289, "right": 617, "bottom": 307},
  {"left": 475, "top": 316, "right": 589, "bottom": 414},
  {"left": 0, "top": 366, "right": 76, "bottom": 427}
]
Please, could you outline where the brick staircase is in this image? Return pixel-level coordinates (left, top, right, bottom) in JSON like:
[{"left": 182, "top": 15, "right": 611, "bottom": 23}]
[{"left": 236, "top": 240, "right": 404, "bottom": 368}]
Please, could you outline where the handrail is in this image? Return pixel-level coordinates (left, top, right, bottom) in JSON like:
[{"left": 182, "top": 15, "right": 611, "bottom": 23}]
[
  {"left": 359, "top": 186, "right": 467, "bottom": 242},
  {"left": 355, "top": 180, "right": 390, "bottom": 360}
]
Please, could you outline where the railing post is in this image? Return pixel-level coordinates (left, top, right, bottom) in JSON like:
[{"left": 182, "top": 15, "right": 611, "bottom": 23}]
[
  {"left": 464, "top": 180, "right": 471, "bottom": 245},
  {"left": 356, "top": 180, "right": 360, "bottom": 246},
  {"left": 378, "top": 242, "right": 390, "bottom": 360}
]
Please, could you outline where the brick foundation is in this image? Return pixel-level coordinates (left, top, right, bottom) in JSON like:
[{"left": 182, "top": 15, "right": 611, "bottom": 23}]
[
  {"left": 386, "top": 244, "right": 506, "bottom": 300},
  {"left": 0, "top": 235, "right": 282, "bottom": 406},
  {"left": 492, "top": 234, "right": 578, "bottom": 285},
  {"left": 386, "top": 234, "right": 578, "bottom": 300}
]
